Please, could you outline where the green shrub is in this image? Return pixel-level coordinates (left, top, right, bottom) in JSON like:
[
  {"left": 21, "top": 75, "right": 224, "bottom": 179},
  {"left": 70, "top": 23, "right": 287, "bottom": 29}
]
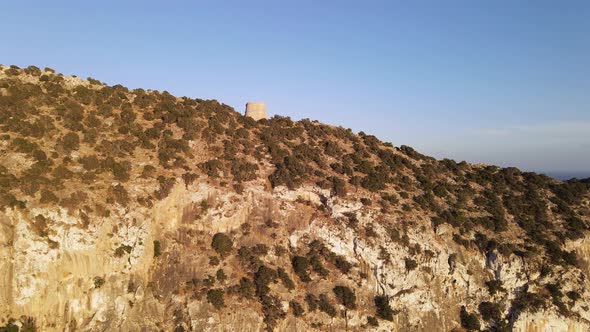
[
  {"left": 258, "top": 293, "right": 285, "bottom": 330},
  {"left": 120, "top": 108, "right": 137, "bottom": 123},
  {"left": 154, "top": 176, "right": 175, "bottom": 199},
  {"left": 545, "top": 283, "right": 568, "bottom": 314},
  {"left": 79, "top": 155, "right": 100, "bottom": 170},
  {"left": 318, "top": 294, "right": 336, "bottom": 317},
  {"left": 4, "top": 68, "right": 20, "bottom": 76},
  {"left": 0, "top": 320, "right": 19, "bottom": 332},
  {"left": 404, "top": 258, "right": 418, "bottom": 271},
  {"left": 512, "top": 290, "right": 547, "bottom": 315},
  {"left": 305, "top": 293, "right": 318, "bottom": 311},
  {"left": 208, "top": 255, "right": 219, "bottom": 266},
  {"left": 254, "top": 265, "right": 277, "bottom": 295},
  {"left": 107, "top": 184, "right": 129, "bottom": 206},
  {"left": 381, "top": 193, "right": 399, "bottom": 204},
  {"left": 62, "top": 132, "right": 80, "bottom": 152},
  {"left": 207, "top": 289, "right": 225, "bottom": 309},
  {"left": 39, "top": 189, "right": 59, "bottom": 204},
  {"left": 87, "top": 77, "right": 102, "bottom": 85},
  {"left": 94, "top": 276, "right": 105, "bottom": 288},
  {"left": 290, "top": 300, "right": 304, "bottom": 317},
  {"left": 19, "top": 317, "right": 36, "bottom": 332},
  {"left": 277, "top": 267, "right": 295, "bottom": 290},
  {"left": 267, "top": 152, "right": 312, "bottom": 189},
  {"left": 333, "top": 256, "right": 352, "bottom": 274},
  {"left": 361, "top": 172, "right": 386, "bottom": 192},
  {"left": 153, "top": 240, "right": 161, "bottom": 257},
  {"left": 375, "top": 295, "right": 394, "bottom": 320},
  {"left": 250, "top": 265, "right": 286, "bottom": 329},
  {"left": 478, "top": 301, "right": 501, "bottom": 322},
  {"left": 83, "top": 128, "right": 98, "bottom": 145},
  {"left": 333, "top": 285, "right": 356, "bottom": 310},
  {"left": 11, "top": 137, "right": 38, "bottom": 153},
  {"left": 216, "top": 269, "right": 227, "bottom": 282},
  {"left": 367, "top": 316, "right": 379, "bottom": 326},
  {"left": 330, "top": 176, "right": 347, "bottom": 197},
  {"left": 182, "top": 172, "right": 198, "bottom": 186},
  {"left": 236, "top": 245, "right": 265, "bottom": 271},
  {"left": 30, "top": 215, "right": 49, "bottom": 237},
  {"left": 566, "top": 290, "right": 581, "bottom": 303},
  {"left": 292, "top": 256, "right": 311, "bottom": 282},
  {"left": 24, "top": 65, "right": 42, "bottom": 76},
  {"left": 352, "top": 155, "right": 372, "bottom": 172},
  {"left": 114, "top": 244, "right": 132, "bottom": 257},
  {"left": 200, "top": 159, "right": 222, "bottom": 178},
  {"left": 73, "top": 86, "right": 94, "bottom": 104},
  {"left": 52, "top": 165, "right": 73, "bottom": 180},
  {"left": 360, "top": 197, "right": 372, "bottom": 206},
  {"left": 460, "top": 306, "right": 480, "bottom": 331},
  {"left": 211, "top": 233, "right": 233, "bottom": 257},
  {"left": 343, "top": 212, "right": 358, "bottom": 228},
  {"left": 323, "top": 141, "right": 342, "bottom": 157},
  {"left": 231, "top": 160, "right": 258, "bottom": 182},
  {"left": 310, "top": 254, "right": 329, "bottom": 277},
  {"left": 486, "top": 280, "right": 504, "bottom": 296},
  {"left": 141, "top": 165, "right": 156, "bottom": 178},
  {"left": 237, "top": 277, "right": 256, "bottom": 299},
  {"left": 2, "top": 191, "right": 23, "bottom": 209}
]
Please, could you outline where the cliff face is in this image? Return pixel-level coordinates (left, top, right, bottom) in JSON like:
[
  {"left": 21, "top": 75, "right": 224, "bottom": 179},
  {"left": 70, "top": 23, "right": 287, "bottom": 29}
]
[
  {"left": 1, "top": 65, "right": 590, "bottom": 331},
  {"left": 3, "top": 182, "right": 590, "bottom": 331}
]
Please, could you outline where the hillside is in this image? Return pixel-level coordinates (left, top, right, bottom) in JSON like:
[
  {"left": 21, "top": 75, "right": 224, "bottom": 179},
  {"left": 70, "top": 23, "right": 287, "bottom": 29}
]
[{"left": 1, "top": 64, "right": 589, "bottom": 332}]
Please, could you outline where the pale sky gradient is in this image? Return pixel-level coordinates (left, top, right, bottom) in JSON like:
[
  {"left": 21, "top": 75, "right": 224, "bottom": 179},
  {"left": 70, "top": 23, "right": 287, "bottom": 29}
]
[{"left": 1, "top": 0, "right": 589, "bottom": 174}]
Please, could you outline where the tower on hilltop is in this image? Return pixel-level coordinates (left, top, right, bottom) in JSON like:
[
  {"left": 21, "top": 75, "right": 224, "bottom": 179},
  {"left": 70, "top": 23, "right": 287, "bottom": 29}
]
[{"left": 245, "top": 102, "right": 267, "bottom": 121}]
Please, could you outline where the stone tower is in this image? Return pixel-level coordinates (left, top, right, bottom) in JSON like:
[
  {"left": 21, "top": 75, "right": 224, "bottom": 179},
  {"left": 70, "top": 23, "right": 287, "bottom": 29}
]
[{"left": 245, "top": 102, "right": 267, "bottom": 121}]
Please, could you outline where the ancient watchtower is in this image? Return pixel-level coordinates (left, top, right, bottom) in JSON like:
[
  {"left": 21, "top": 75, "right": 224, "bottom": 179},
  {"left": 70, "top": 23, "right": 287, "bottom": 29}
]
[{"left": 245, "top": 102, "right": 267, "bottom": 121}]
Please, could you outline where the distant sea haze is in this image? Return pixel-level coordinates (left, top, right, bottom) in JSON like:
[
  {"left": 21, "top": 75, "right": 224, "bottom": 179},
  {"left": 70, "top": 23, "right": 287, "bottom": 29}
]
[{"left": 544, "top": 171, "right": 590, "bottom": 181}]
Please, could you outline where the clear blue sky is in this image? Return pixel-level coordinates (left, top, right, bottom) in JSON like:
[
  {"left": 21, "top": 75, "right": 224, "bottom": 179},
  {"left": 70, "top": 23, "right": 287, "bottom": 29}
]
[{"left": 2, "top": 1, "right": 589, "bottom": 174}]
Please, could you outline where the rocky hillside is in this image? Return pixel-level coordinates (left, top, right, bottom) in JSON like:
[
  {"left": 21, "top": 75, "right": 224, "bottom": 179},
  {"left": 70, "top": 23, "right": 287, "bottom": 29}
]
[{"left": 1, "top": 64, "right": 589, "bottom": 332}]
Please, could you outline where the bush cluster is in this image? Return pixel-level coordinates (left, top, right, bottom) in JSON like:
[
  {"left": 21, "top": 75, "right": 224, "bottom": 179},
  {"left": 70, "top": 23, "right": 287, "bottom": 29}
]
[
  {"left": 211, "top": 233, "right": 233, "bottom": 257},
  {"left": 374, "top": 295, "right": 394, "bottom": 321}
]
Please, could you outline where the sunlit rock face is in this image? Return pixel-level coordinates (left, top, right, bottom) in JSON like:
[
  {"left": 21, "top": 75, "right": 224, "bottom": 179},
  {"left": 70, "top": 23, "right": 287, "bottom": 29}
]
[
  {"left": 1, "top": 65, "right": 589, "bottom": 331},
  {"left": 2, "top": 182, "right": 590, "bottom": 331}
]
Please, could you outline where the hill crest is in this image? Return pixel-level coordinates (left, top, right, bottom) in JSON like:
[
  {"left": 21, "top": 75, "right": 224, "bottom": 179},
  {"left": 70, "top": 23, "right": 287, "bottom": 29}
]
[{"left": 1, "top": 64, "right": 589, "bottom": 331}]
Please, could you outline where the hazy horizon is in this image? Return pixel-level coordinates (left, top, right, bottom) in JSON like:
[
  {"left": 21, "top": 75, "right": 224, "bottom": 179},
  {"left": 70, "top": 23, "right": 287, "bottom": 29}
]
[{"left": 2, "top": 1, "right": 588, "bottom": 174}]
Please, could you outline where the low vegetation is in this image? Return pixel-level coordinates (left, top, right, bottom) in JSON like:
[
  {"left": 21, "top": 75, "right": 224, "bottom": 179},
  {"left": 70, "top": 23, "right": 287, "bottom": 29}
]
[{"left": 1, "top": 65, "right": 588, "bottom": 331}]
